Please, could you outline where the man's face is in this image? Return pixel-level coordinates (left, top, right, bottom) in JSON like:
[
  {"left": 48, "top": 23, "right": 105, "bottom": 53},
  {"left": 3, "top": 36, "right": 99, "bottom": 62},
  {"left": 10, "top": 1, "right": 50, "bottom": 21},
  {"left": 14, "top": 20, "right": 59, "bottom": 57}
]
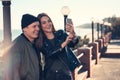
[{"left": 23, "top": 21, "right": 40, "bottom": 42}]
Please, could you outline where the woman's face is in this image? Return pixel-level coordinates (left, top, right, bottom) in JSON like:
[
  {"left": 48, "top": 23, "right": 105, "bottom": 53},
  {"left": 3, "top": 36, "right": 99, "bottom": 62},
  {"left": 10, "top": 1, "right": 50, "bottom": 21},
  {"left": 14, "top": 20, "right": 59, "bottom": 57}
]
[{"left": 40, "top": 16, "right": 53, "bottom": 33}]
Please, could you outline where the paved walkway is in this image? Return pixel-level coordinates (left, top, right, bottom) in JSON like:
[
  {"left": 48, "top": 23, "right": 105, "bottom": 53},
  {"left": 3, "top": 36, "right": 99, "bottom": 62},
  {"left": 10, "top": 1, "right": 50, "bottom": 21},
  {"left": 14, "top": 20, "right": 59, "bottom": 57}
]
[
  {"left": 88, "top": 39, "right": 120, "bottom": 80},
  {"left": 90, "top": 58, "right": 120, "bottom": 80},
  {"left": 106, "top": 39, "right": 120, "bottom": 54}
]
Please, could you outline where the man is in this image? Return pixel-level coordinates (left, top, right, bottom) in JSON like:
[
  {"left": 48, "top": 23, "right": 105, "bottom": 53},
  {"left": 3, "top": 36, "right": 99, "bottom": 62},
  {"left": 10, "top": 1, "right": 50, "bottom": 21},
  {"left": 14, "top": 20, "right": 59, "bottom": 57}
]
[{"left": 4, "top": 14, "right": 42, "bottom": 80}]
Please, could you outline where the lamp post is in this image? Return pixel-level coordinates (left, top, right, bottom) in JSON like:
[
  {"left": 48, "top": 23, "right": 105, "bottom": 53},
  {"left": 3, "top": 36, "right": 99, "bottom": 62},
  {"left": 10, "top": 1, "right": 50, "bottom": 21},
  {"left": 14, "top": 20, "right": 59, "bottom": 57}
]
[
  {"left": 97, "top": 22, "right": 99, "bottom": 39},
  {"left": 100, "top": 23, "right": 103, "bottom": 38},
  {"left": 1, "top": 0, "right": 12, "bottom": 46},
  {"left": 91, "top": 18, "right": 94, "bottom": 43},
  {"left": 61, "top": 6, "right": 70, "bottom": 31},
  {"left": 100, "top": 20, "right": 103, "bottom": 38}
]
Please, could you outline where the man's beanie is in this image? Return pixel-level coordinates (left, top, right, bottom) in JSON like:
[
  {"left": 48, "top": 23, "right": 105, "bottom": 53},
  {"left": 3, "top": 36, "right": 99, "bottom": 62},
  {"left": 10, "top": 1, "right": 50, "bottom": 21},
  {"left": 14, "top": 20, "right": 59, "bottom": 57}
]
[{"left": 21, "top": 14, "right": 39, "bottom": 29}]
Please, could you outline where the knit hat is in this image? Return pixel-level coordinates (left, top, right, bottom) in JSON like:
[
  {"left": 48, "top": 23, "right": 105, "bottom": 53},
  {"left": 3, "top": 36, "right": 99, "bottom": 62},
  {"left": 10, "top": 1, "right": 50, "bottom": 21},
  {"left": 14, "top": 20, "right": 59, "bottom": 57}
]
[{"left": 21, "top": 14, "right": 39, "bottom": 29}]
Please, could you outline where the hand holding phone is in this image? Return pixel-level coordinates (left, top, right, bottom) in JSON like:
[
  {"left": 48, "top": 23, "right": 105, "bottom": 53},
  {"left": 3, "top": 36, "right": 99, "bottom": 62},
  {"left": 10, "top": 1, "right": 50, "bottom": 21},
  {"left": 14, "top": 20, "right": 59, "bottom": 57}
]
[{"left": 66, "top": 18, "right": 73, "bottom": 32}]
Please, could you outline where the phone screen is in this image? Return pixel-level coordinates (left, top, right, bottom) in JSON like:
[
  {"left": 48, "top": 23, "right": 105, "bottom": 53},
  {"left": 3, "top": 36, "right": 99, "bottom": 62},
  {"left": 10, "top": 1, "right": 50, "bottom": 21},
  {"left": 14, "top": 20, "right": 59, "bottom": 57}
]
[{"left": 66, "top": 18, "right": 73, "bottom": 24}]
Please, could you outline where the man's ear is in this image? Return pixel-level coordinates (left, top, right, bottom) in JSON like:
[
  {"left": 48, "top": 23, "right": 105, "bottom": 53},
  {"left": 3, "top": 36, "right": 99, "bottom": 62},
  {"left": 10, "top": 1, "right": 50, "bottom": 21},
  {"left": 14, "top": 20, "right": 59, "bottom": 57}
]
[{"left": 22, "top": 27, "right": 28, "bottom": 32}]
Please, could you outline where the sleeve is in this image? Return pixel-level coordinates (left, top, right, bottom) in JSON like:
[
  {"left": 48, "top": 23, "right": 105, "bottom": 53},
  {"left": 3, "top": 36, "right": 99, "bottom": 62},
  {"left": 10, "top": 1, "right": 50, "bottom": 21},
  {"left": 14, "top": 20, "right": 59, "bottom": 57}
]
[
  {"left": 41, "top": 42, "right": 63, "bottom": 58},
  {"left": 42, "top": 30, "right": 79, "bottom": 58},
  {"left": 46, "top": 30, "right": 79, "bottom": 58},
  {"left": 41, "top": 30, "right": 66, "bottom": 58},
  {"left": 57, "top": 30, "right": 79, "bottom": 48}
]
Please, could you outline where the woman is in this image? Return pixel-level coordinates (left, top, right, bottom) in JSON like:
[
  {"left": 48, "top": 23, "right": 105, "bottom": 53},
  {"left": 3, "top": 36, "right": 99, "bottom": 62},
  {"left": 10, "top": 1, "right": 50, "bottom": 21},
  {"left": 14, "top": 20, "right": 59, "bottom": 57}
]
[{"left": 36, "top": 13, "right": 80, "bottom": 80}]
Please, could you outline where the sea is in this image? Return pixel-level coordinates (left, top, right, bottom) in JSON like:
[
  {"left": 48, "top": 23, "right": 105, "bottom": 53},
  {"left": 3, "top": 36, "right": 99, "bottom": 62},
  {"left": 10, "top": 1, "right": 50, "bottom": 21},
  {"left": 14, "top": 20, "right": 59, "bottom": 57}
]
[
  {"left": 0, "top": 28, "right": 96, "bottom": 42},
  {"left": 0, "top": 29, "right": 22, "bottom": 42}
]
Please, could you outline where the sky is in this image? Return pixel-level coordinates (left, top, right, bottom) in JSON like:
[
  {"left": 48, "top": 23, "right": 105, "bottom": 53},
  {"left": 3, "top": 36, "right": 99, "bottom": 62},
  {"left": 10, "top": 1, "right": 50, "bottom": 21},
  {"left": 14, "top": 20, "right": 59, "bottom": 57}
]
[{"left": 0, "top": 0, "right": 120, "bottom": 30}]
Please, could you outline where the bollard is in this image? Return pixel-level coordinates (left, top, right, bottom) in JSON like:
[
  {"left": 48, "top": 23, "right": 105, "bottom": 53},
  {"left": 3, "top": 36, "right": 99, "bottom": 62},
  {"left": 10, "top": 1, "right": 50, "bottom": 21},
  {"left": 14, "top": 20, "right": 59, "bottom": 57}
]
[
  {"left": 88, "top": 42, "right": 100, "bottom": 64},
  {"left": 77, "top": 46, "right": 92, "bottom": 77}
]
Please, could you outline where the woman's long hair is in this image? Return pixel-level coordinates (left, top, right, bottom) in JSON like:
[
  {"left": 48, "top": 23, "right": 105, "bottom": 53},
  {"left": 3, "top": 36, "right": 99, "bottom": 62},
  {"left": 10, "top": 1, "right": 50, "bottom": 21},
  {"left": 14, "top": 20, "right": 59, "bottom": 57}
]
[{"left": 35, "top": 13, "right": 56, "bottom": 49}]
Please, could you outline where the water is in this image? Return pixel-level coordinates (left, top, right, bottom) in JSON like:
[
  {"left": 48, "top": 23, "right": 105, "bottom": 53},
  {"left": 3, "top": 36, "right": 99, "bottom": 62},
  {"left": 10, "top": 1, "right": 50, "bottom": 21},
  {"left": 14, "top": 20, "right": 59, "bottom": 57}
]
[
  {"left": 0, "top": 28, "right": 94, "bottom": 42},
  {"left": 75, "top": 27, "right": 92, "bottom": 37},
  {"left": 0, "top": 29, "right": 22, "bottom": 42}
]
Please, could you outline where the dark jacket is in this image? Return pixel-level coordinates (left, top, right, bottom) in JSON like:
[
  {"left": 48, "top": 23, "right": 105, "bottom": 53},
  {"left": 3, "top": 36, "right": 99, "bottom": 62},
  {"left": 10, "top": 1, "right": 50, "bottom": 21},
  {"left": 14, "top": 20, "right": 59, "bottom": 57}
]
[
  {"left": 4, "top": 34, "right": 42, "bottom": 80},
  {"left": 40, "top": 30, "right": 79, "bottom": 80}
]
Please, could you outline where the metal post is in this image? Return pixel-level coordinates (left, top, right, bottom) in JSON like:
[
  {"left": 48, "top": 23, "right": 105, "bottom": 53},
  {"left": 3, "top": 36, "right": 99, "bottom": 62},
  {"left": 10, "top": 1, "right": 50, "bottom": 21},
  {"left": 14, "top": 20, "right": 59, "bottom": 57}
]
[
  {"left": 64, "top": 15, "right": 67, "bottom": 31},
  {"left": 97, "top": 23, "right": 99, "bottom": 39},
  {"left": 2, "top": 1, "right": 12, "bottom": 46},
  {"left": 100, "top": 24, "right": 103, "bottom": 38},
  {"left": 91, "top": 21, "right": 94, "bottom": 43}
]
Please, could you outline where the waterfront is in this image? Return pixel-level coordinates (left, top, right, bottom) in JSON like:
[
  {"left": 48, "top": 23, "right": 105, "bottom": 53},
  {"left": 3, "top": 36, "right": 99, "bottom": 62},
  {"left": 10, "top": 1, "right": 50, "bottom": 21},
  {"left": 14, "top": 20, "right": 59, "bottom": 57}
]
[
  {"left": 0, "top": 29, "right": 22, "bottom": 42},
  {"left": 0, "top": 28, "right": 95, "bottom": 42}
]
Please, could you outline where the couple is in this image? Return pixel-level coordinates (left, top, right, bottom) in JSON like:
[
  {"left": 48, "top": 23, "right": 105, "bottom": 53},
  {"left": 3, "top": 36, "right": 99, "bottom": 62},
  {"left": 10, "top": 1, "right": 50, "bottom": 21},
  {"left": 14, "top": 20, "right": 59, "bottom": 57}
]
[{"left": 4, "top": 13, "right": 80, "bottom": 80}]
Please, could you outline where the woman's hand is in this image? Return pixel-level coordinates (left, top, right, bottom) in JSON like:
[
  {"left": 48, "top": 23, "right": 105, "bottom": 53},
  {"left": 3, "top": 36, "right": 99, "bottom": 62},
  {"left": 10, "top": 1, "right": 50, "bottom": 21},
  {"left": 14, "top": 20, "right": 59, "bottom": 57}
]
[
  {"left": 61, "top": 33, "right": 74, "bottom": 48},
  {"left": 66, "top": 23, "right": 76, "bottom": 37},
  {"left": 61, "top": 22, "right": 77, "bottom": 48}
]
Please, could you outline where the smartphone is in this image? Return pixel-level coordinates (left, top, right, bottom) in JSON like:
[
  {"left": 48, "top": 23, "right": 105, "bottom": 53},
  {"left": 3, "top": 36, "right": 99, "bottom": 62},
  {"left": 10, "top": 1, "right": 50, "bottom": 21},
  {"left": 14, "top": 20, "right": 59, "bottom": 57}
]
[{"left": 66, "top": 18, "right": 73, "bottom": 24}]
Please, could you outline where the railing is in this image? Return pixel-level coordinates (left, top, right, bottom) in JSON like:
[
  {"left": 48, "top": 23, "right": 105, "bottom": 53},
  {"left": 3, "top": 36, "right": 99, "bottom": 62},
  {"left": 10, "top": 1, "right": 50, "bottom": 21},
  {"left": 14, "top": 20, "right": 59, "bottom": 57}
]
[
  {"left": 73, "top": 46, "right": 93, "bottom": 80},
  {"left": 72, "top": 31, "right": 112, "bottom": 80}
]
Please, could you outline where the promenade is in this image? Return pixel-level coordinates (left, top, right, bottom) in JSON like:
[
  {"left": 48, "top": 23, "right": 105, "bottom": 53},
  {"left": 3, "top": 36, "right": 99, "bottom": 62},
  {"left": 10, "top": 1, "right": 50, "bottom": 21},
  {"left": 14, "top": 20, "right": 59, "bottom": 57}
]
[{"left": 89, "top": 39, "right": 120, "bottom": 80}]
